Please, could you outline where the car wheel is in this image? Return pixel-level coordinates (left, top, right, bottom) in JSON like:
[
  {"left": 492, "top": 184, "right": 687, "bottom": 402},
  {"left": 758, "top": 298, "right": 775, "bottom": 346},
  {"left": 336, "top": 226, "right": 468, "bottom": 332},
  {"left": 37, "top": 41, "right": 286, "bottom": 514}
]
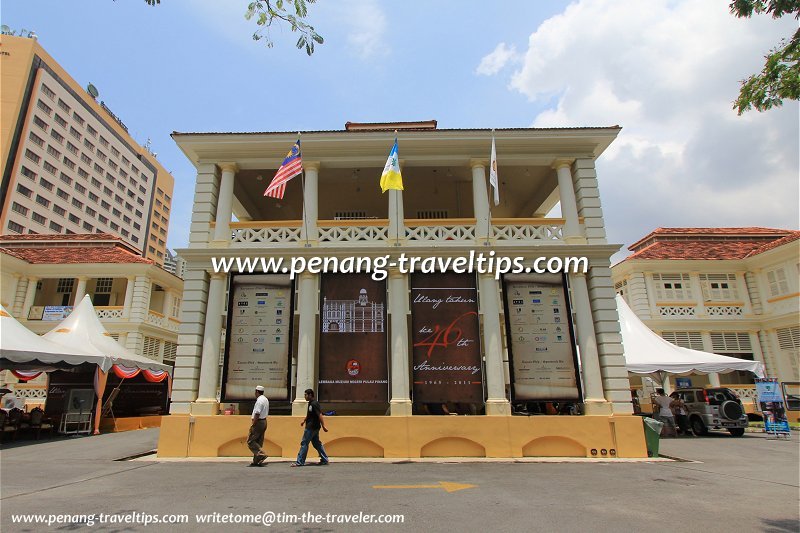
[
  {"left": 728, "top": 428, "right": 745, "bottom": 437},
  {"left": 691, "top": 417, "right": 708, "bottom": 436}
]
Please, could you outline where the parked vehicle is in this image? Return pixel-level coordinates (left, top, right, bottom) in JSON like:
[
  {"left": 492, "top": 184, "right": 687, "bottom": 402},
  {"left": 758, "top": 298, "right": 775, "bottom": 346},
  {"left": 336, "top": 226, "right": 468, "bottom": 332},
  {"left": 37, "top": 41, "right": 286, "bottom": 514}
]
[{"left": 670, "top": 388, "right": 748, "bottom": 437}]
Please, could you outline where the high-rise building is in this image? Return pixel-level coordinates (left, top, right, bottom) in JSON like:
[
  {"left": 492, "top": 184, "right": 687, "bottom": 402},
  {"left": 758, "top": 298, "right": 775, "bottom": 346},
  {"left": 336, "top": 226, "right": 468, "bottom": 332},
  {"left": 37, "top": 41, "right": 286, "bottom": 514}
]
[{"left": 0, "top": 34, "right": 173, "bottom": 266}]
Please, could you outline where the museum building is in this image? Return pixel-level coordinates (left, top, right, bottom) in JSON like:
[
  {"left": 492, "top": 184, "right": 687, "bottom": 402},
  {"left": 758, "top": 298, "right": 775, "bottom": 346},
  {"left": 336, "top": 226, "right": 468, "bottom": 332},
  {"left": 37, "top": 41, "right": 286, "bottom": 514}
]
[{"left": 158, "top": 121, "right": 648, "bottom": 458}]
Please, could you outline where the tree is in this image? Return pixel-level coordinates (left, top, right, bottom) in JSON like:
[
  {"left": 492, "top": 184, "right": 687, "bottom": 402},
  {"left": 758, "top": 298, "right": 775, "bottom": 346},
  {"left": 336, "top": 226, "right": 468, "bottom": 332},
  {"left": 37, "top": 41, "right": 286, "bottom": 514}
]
[
  {"left": 141, "top": 0, "right": 323, "bottom": 55},
  {"left": 729, "top": 0, "right": 799, "bottom": 114}
]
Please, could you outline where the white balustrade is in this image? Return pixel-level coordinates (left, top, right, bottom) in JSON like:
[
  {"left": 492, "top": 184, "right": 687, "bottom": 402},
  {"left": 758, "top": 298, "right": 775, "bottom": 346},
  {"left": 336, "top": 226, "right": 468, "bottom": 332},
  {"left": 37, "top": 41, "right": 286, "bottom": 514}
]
[
  {"left": 319, "top": 225, "right": 389, "bottom": 244},
  {"left": 706, "top": 305, "right": 744, "bottom": 317},
  {"left": 231, "top": 225, "right": 302, "bottom": 245},
  {"left": 405, "top": 224, "right": 475, "bottom": 242},
  {"left": 95, "top": 307, "right": 124, "bottom": 319},
  {"left": 492, "top": 224, "right": 564, "bottom": 242},
  {"left": 657, "top": 306, "right": 697, "bottom": 317}
]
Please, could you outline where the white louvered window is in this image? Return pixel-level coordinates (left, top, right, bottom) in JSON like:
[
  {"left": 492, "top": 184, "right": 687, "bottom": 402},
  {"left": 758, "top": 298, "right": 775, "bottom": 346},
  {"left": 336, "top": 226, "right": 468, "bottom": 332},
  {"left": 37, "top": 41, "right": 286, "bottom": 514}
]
[
  {"left": 766, "top": 268, "right": 790, "bottom": 297},
  {"left": 143, "top": 336, "right": 161, "bottom": 360},
  {"left": 777, "top": 326, "right": 800, "bottom": 351},
  {"left": 614, "top": 279, "right": 628, "bottom": 298},
  {"left": 171, "top": 297, "right": 181, "bottom": 318},
  {"left": 661, "top": 331, "right": 705, "bottom": 351},
  {"left": 653, "top": 273, "right": 693, "bottom": 301},
  {"left": 699, "top": 273, "right": 738, "bottom": 301},
  {"left": 162, "top": 341, "right": 177, "bottom": 362},
  {"left": 710, "top": 332, "right": 752, "bottom": 353}
]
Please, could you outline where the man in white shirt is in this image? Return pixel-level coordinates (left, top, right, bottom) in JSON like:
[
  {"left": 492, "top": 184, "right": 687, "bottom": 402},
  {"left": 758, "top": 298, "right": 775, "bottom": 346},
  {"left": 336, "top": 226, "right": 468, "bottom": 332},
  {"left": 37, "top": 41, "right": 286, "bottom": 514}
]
[
  {"left": 654, "top": 388, "right": 677, "bottom": 437},
  {"left": 248, "top": 385, "right": 269, "bottom": 466}
]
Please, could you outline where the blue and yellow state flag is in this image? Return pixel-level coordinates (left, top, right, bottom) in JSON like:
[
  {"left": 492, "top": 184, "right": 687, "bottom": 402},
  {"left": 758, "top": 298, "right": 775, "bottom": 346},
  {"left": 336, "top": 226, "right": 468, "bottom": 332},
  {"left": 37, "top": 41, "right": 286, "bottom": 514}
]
[{"left": 379, "top": 139, "right": 403, "bottom": 193}]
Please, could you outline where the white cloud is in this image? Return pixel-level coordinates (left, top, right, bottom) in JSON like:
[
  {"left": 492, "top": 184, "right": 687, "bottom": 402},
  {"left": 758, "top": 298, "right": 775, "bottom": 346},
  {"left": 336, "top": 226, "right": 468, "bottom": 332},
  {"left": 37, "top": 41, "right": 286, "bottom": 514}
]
[
  {"left": 508, "top": 0, "right": 799, "bottom": 259},
  {"left": 476, "top": 43, "right": 518, "bottom": 76},
  {"left": 342, "top": 0, "right": 389, "bottom": 60}
]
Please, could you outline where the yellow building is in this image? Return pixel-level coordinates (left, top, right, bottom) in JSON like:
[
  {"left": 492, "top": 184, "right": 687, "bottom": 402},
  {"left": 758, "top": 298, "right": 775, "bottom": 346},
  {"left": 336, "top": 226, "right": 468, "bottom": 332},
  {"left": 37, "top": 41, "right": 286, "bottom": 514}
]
[
  {"left": 0, "top": 34, "right": 173, "bottom": 265},
  {"left": 157, "top": 121, "right": 649, "bottom": 459}
]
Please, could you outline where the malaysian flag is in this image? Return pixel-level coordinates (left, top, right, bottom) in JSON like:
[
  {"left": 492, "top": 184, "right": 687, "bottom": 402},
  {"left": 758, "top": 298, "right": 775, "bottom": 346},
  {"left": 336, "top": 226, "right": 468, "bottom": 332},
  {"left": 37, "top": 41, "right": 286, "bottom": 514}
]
[{"left": 264, "top": 140, "right": 303, "bottom": 199}]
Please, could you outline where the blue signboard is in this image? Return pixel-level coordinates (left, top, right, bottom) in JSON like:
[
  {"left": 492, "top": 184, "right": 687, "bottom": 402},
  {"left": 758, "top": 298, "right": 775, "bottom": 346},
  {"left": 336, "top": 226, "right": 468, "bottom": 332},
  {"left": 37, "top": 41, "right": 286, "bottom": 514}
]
[{"left": 755, "top": 378, "right": 791, "bottom": 436}]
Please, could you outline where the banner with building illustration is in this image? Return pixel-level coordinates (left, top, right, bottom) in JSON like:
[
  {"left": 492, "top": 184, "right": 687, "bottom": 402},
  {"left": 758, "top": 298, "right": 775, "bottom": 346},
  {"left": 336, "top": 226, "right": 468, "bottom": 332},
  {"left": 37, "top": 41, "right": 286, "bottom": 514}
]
[
  {"left": 222, "top": 274, "right": 293, "bottom": 401},
  {"left": 755, "top": 378, "right": 791, "bottom": 436},
  {"left": 503, "top": 273, "right": 582, "bottom": 401},
  {"left": 411, "top": 272, "right": 483, "bottom": 404},
  {"left": 318, "top": 273, "right": 388, "bottom": 402}
]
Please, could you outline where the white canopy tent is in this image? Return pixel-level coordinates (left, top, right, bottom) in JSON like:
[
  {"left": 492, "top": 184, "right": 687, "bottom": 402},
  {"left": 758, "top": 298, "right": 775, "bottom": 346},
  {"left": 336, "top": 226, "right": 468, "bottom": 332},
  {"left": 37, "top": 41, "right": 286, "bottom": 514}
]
[{"left": 616, "top": 295, "right": 765, "bottom": 385}]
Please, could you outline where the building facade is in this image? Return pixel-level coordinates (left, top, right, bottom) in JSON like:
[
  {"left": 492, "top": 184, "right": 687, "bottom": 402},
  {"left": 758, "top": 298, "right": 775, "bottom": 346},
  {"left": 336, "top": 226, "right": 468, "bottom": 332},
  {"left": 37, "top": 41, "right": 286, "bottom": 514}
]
[
  {"left": 612, "top": 228, "right": 800, "bottom": 408},
  {"left": 0, "top": 35, "right": 174, "bottom": 266},
  {"left": 157, "top": 122, "right": 648, "bottom": 459}
]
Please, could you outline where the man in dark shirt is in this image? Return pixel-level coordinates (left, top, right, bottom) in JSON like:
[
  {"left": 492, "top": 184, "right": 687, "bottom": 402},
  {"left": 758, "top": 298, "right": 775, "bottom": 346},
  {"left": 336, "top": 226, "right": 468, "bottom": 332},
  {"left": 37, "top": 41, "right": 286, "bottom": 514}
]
[{"left": 290, "top": 389, "right": 329, "bottom": 467}]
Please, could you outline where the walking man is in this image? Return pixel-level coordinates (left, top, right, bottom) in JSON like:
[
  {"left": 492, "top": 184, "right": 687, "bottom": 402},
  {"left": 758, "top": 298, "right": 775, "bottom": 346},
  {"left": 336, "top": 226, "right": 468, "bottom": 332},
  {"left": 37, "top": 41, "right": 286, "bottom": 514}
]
[
  {"left": 248, "top": 385, "right": 269, "bottom": 466},
  {"left": 654, "top": 388, "right": 677, "bottom": 437},
  {"left": 291, "top": 389, "right": 329, "bottom": 467}
]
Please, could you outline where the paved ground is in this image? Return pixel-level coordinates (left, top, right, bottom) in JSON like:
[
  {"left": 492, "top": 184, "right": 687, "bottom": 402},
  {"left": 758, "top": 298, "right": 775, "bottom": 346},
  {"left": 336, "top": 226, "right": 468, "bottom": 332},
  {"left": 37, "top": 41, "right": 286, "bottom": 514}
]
[{"left": 1, "top": 429, "right": 797, "bottom": 532}]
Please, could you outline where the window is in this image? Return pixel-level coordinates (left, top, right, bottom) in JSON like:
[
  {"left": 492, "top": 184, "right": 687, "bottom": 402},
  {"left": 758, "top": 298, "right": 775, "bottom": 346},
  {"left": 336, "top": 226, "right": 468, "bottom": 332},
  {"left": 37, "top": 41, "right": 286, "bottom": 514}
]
[
  {"left": 138, "top": 185, "right": 146, "bottom": 194},
  {"left": 72, "top": 113, "right": 85, "bottom": 126},
  {"left": 40, "top": 83, "right": 56, "bottom": 98},
  {"left": 11, "top": 202, "right": 29, "bottom": 216},
  {"left": 117, "top": 181, "right": 126, "bottom": 192},
  {"left": 66, "top": 141, "right": 78, "bottom": 155},
  {"left": 8, "top": 221, "right": 24, "bottom": 233},
  {"left": 106, "top": 173, "right": 115, "bottom": 184},
  {"left": 158, "top": 239, "right": 165, "bottom": 246},
  {"left": 95, "top": 278, "right": 113, "bottom": 293},
  {"left": 710, "top": 332, "right": 752, "bottom": 352},
  {"left": 110, "top": 146, "right": 120, "bottom": 158},
  {"left": 98, "top": 214, "right": 108, "bottom": 224},
  {"left": 123, "top": 215, "right": 132, "bottom": 224},
  {"left": 31, "top": 212, "right": 46, "bottom": 225},
  {"left": 137, "top": 197, "right": 144, "bottom": 206},
  {"left": 39, "top": 177, "right": 54, "bottom": 191},
  {"left": 86, "top": 206, "right": 96, "bottom": 217},
  {"left": 94, "top": 163, "right": 104, "bottom": 174},
  {"left": 29, "top": 131, "right": 45, "bottom": 147},
  {"left": 53, "top": 205, "right": 66, "bottom": 216},
  {"left": 148, "top": 245, "right": 155, "bottom": 253},
  {"left": 157, "top": 188, "right": 164, "bottom": 197},
  {"left": 88, "top": 191, "right": 99, "bottom": 202},
  {"left": 115, "top": 195, "right": 123, "bottom": 205},
  {"left": 108, "top": 160, "right": 118, "bottom": 171},
  {"left": 35, "top": 195, "right": 50, "bottom": 208},
  {"left": 171, "top": 297, "right": 181, "bottom": 318},
  {"left": 37, "top": 99, "right": 53, "bottom": 115},
  {"left": 155, "top": 199, "right": 163, "bottom": 208},
  {"left": 82, "top": 221, "right": 93, "bottom": 231},
  {"left": 112, "top": 208, "right": 121, "bottom": 217},
  {"left": 56, "top": 188, "right": 69, "bottom": 200},
  {"left": 110, "top": 221, "right": 119, "bottom": 231},
  {"left": 150, "top": 234, "right": 157, "bottom": 242},
  {"left": 80, "top": 153, "right": 91, "bottom": 164},
  {"left": 46, "top": 145, "right": 61, "bottom": 159},
  {"left": 50, "top": 129, "right": 65, "bottom": 143},
  {"left": 164, "top": 194, "right": 171, "bottom": 203},
  {"left": 99, "top": 136, "right": 109, "bottom": 147},
  {"left": 96, "top": 150, "right": 106, "bottom": 162},
  {"left": 56, "top": 278, "right": 74, "bottom": 293},
  {"left": 121, "top": 156, "right": 130, "bottom": 167},
  {"left": 86, "top": 125, "right": 97, "bottom": 138},
  {"left": 72, "top": 198, "right": 83, "bottom": 209},
  {"left": 132, "top": 236, "right": 139, "bottom": 243},
  {"left": 767, "top": 268, "right": 790, "bottom": 297},
  {"left": 32, "top": 115, "right": 48, "bottom": 132},
  {"left": 75, "top": 182, "right": 87, "bottom": 194},
  {"left": 159, "top": 227, "right": 166, "bottom": 236},
  {"left": 777, "top": 326, "right": 800, "bottom": 351},
  {"left": 83, "top": 138, "right": 95, "bottom": 152},
  {"left": 43, "top": 161, "right": 57, "bottom": 175},
  {"left": 101, "top": 200, "right": 111, "bottom": 210},
  {"left": 104, "top": 186, "right": 113, "bottom": 197},
  {"left": 17, "top": 184, "right": 33, "bottom": 198},
  {"left": 131, "top": 166, "right": 139, "bottom": 175},
  {"left": 136, "top": 209, "right": 143, "bottom": 218},
  {"left": 69, "top": 126, "right": 81, "bottom": 140},
  {"left": 133, "top": 222, "right": 141, "bottom": 230},
  {"left": 57, "top": 99, "right": 71, "bottom": 113},
  {"left": 68, "top": 213, "right": 80, "bottom": 224},
  {"left": 24, "top": 148, "right": 41, "bottom": 164},
  {"left": 125, "top": 203, "right": 133, "bottom": 213},
  {"left": 63, "top": 156, "right": 76, "bottom": 170},
  {"left": 49, "top": 221, "right": 63, "bottom": 232},
  {"left": 78, "top": 168, "right": 90, "bottom": 179},
  {"left": 122, "top": 229, "right": 130, "bottom": 237},
  {"left": 90, "top": 177, "right": 102, "bottom": 188},
  {"left": 20, "top": 166, "right": 36, "bottom": 180},
  {"left": 653, "top": 273, "right": 693, "bottom": 301},
  {"left": 54, "top": 114, "right": 67, "bottom": 128},
  {"left": 120, "top": 169, "right": 128, "bottom": 179},
  {"left": 699, "top": 273, "right": 738, "bottom": 301}
]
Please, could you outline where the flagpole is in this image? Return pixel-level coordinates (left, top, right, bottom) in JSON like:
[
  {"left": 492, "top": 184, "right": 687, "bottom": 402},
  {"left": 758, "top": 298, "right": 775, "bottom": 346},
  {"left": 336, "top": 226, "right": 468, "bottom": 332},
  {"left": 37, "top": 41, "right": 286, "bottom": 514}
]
[
  {"left": 486, "top": 129, "right": 494, "bottom": 246},
  {"left": 394, "top": 130, "right": 400, "bottom": 243},
  {"left": 297, "top": 131, "right": 310, "bottom": 248}
]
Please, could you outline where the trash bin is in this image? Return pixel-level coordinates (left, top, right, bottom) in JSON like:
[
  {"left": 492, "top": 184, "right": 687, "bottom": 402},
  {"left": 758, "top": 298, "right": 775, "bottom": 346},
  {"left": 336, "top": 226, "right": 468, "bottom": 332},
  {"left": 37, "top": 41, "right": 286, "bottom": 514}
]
[{"left": 642, "top": 417, "right": 664, "bottom": 457}]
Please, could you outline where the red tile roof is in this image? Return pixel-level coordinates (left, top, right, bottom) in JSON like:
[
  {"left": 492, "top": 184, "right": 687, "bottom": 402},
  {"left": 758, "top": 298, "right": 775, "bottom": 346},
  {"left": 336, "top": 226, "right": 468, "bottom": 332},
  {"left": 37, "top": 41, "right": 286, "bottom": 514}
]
[
  {"left": 745, "top": 231, "right": 800, "bottom": 258},
  {"left": 0, "top": 234, "right": 151, "bottom": 265},
  {"left": 0, "top": 233, "right": 122, "bottom": 242},
  {"left": 624, "top": 228, "right": 799, "bottom": 261},
  {"left": 629, "top": 227, "right": 790, "bottom": 251}
]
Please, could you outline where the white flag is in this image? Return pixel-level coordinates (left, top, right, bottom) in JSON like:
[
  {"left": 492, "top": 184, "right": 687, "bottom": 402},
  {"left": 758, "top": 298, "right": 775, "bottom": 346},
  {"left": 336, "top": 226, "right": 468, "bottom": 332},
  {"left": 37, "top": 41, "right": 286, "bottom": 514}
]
[{"left": 489, "top": 134, "right": 499, "bottom": 206}]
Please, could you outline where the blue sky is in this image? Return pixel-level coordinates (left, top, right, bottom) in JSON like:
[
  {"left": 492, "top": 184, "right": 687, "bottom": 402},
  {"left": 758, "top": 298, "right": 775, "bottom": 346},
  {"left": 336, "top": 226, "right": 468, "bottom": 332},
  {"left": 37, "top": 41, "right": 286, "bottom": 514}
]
[{"left": 4, "top": 0, "right": 798, "bottom": 258}]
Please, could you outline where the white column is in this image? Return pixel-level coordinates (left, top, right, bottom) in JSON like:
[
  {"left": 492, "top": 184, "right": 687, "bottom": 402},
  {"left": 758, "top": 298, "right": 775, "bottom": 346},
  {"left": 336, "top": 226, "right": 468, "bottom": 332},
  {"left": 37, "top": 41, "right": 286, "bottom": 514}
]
[
  {"left": 388, "top": 269, "right": 412, "bottom": 415},
  {"left": 471, "top": 160, "right": 491, "bottom": 241},
  {"left": 21, "top": 277, "right": 39, "bottom": 320},
  {"left": 292, "top": 272, "right": 317, "bottom": 415},
  {"left": 479, "top": 274, "right": 510, "bottom": 415},
  {"left": 553, "top": 159, "right": 583, "bottom": 243},
  {"left": 570, "top": 273, "right": 610, "bottom": 413},
  {"left": 122, "top": 277, "right": 135, "bottom": 318},
  {"left": 5, "top": 275, "right": 20, "bottom": 311},
  {"left": 194, "top": 273, "right": 226, "bottom": 413},
  {"left": 162, "top": 290, "right": 172, "bottom": 317},
  {"left": 213, "top": 162, "right": 237, "bottom": 243},
  {"left": 708, "top": 373, "right": 721, "bottom": 387},
  {"left": 302, "top": 162, "right": 319, "bottom": 242},
  {"left": 73, "top": 277, "right": 88, "bottom": 305}
]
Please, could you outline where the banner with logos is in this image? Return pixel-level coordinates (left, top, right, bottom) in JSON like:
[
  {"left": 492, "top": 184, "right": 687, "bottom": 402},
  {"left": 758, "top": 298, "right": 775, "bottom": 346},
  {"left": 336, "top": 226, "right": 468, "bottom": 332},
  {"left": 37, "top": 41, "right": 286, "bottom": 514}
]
[
  {"left": 318, "top": 273, "right": 388, "bottom": 402},
  {"left": 222, "top": 274, "right": 292, "bottom": 401},
  {"left": 411, "top": 272, "right": 483, "bottom": 404},
  {"left": 503, "top": 273, "right": 582, "bottom": 401},
  {"left": 755, "top": 378, "right": 791, "bottom": 435}
]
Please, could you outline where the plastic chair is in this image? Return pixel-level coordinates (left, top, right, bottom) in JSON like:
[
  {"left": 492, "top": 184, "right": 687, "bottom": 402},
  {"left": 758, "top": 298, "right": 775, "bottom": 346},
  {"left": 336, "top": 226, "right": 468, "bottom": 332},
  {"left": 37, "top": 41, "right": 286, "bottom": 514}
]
[{"left": 28, "top": 407, "right": 54, "bottom": 439}]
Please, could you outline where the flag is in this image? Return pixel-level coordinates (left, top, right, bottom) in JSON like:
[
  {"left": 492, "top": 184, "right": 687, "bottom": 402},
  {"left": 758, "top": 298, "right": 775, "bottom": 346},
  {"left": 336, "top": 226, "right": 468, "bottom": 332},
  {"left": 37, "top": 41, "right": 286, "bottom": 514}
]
[
  {"left": 489, "top": 134, "right": 499, "bottom": 206},
  {"left": 379, "top": 139, "right": 403, "bottom": 193},
  {"left": 264, "top": 140, "right": 303, "bottom": 199}
]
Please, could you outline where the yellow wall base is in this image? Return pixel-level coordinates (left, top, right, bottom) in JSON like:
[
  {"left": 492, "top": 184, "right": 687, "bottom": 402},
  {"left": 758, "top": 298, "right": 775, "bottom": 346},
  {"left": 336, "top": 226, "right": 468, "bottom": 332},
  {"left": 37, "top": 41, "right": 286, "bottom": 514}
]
[
  {"left": 157, "top": 415, "right": 648, "bottom": 459},
  {"left": 100, "top": 416, "right": 162, "bottom": 432}
]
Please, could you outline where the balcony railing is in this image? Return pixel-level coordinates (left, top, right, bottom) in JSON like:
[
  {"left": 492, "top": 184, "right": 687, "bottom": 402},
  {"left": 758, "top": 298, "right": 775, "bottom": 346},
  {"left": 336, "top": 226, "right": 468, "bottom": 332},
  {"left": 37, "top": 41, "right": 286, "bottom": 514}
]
[
  {"left": 146, "top": 310, "right": 180, "bottom": 332},
  {"left": 222, "top": 218, "right": 570, "bottom": 247}
]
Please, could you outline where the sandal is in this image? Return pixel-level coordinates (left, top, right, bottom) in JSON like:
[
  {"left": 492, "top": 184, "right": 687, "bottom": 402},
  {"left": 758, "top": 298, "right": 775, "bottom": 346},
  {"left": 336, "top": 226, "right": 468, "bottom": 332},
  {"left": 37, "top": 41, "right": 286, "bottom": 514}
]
[{"left": 290, "top": 462, "right": 304, "bottom": 467}]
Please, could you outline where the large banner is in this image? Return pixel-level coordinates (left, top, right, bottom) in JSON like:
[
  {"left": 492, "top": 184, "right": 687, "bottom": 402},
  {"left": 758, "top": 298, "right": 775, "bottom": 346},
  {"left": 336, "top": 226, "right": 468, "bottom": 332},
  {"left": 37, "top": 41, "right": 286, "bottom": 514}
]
[
  {"left": 503, "top": 273, "right": 582, "bottom": 401},
  {"left": 755, "top": 378, "right": 791, "bottom": 436},
  {"left": 223, "top": 274, "right": 292, "bottom": 401},
  {"left": 318, "top": 273, "right": 388, "bottom": 402},
  {"left": 411, "top": 272, "right": 483, "bottom": 404}
]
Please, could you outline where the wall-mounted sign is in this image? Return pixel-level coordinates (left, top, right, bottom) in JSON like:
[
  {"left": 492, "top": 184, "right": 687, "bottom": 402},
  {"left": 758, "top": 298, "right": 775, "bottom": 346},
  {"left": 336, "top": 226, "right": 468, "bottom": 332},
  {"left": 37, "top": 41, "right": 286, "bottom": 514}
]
[
  {"left": 318, "top": 273, "right": 388, "bottom": 402},
  {"left": 411, "top": 272, "right": 483, "bottom": 404},
  {"left": 42, "top": 306, "right": 73, "bottom": 321},
  {"left": 222, "top": 274, "right": 293, "bottom": 401},
  {"left": 503, "top": 273, "right": 581, "bottom": 401}
]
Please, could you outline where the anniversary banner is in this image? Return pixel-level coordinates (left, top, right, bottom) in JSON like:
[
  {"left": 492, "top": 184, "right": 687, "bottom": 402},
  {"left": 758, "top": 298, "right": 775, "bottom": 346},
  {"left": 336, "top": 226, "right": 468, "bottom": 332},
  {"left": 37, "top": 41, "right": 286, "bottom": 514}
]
[
  {"left": 503, "top": 272, "right": 581, "bottom": 401},
  {"left": 318, "top": 273, "right": 388, "bottom": 402},
  {"left": 222, "top": 274, "right": 292, "bottom": 401},
  {"left": 411, "top": 272, "right": 483, "bottom": 404}
]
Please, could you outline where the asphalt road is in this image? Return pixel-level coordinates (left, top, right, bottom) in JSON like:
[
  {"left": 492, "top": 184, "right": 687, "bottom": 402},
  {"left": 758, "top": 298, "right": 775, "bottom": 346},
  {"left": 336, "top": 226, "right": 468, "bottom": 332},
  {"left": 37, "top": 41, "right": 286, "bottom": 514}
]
[{"left": 1, "top": 429, "right": 797, "bottom": 532}]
